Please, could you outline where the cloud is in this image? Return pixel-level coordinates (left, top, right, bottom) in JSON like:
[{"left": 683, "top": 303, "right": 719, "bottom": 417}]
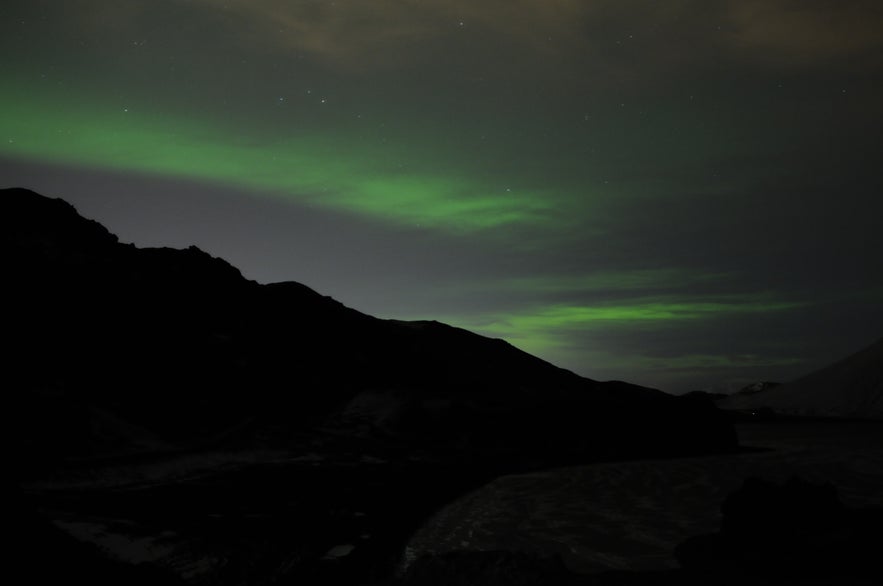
[
  {"left": 575, "top": 348, "right": 806, "bottom": 391},
  {"left": 188, "top": 0, "right": 590, "bottom": 69},
  {"left": 427, "top": 293, "right": 807, "bottom": 354},
  {"left": 723, "top": 0, "right": 883, "bottom": 66},
  {"left": 20, "top": 1, "right": 878, "bottom": 75},
  {"left": 179, "top": 0, "right": 883, "bottom": 72}
]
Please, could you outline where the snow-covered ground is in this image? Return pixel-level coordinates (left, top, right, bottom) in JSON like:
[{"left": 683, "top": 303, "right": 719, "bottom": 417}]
[{"left": 405, "top": 421, "right": 883, "bottom": 574}]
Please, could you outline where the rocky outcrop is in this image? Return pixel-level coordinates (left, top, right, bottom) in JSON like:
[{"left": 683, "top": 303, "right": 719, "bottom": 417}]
[
  {"left": 397, "top": 550, "right": 579, "bottom": 586},
  {"left": 11, "top": 487, "right": 185, "bottom": 586}
]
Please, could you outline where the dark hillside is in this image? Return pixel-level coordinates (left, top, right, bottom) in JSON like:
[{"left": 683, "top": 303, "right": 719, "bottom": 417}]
[{"left": 5, "top": 187, "right": 736, "bottom": 471}]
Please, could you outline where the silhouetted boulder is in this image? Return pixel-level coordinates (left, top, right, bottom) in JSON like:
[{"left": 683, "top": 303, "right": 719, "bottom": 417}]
[
  {"left": 398, "top": 550, "right": 579, "bottom": 586},
  {"left": 721, "top": 476, "right": 843, "bottom": 541},
  {"left": 676, "top": 476, "right": 883, "bottom": 580}
]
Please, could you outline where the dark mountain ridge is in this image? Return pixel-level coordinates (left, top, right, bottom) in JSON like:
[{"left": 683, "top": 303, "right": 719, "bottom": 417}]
[
  {"left": 5, "top": 187, "right": 736, "bottom": 473},
  {"left": 719, "top": 338, "right": 883, "bottom": 419}
]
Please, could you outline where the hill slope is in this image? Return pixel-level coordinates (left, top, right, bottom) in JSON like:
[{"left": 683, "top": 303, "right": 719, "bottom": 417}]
[
  {"left": 5, "top": 187, "right": 735, "bottom": 472},
  {"left": 719, "top": 338, "right": 883, "bottom": 419}
]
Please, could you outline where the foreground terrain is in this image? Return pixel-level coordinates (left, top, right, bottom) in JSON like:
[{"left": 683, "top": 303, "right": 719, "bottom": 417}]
[
  {"left": 16, "top": 420, "right": 883, "bottom": 585},
  {"left": 405, "top": 420, "right": 883, "bottom": 581},
  {"left": 8, "top": 187, "right": 737, "bottom": 583}
]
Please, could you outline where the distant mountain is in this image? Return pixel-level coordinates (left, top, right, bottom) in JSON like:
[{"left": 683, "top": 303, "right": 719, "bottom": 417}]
[
  {"left": 719, "top": 339, "right": 883, "bottom": 419},
  {"left": 5, "top": 187, "right": 735, "bottom": 473},
  {"left": 734, "top": 381, "right": 782, "bottom": 396}
]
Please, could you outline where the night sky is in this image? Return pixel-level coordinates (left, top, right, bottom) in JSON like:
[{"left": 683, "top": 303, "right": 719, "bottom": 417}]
[{"left": 3, "top": 1, "right": 882, "bottom": 392}]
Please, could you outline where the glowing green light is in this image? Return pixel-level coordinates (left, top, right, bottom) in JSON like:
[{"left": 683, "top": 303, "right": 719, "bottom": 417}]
[
  {"left": 420, "top": 295, "right": 807, "bottom": 359},
  {"left": 500, "top": 269, "right": 732, "bottom": 294},
  {"left": 0, "top": 82, "right": 554, "bottom": 232}
]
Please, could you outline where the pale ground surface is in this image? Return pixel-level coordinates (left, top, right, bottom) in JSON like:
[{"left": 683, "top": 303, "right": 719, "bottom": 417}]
[{"left": 404, "top": 422, "right": 883, "bottom": 574}]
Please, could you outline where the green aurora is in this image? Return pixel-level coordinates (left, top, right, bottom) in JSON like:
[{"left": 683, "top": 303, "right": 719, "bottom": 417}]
[
  {"left": 2, "top": 0, "right": 882, "bottom": 391},
  {"left": 0, "top": 81, "right": 557, "bottom": 232}
]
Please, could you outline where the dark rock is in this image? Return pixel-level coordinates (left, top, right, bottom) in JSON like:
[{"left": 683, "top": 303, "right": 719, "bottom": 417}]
[
  {"left": 675, "top": 476, "right": 883, "bottom": 580},
  {"left": 397, "top": 550, "right": 580, "bottom": 586},
  {"left": 11, "top": 487, "right": 185, "bottom": 586},
  {"left": 720, "top": 476, "right": 844, "bottom": 542}
]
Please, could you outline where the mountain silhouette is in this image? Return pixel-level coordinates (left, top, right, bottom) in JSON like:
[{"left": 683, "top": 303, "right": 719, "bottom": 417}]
[
  {"left": 5, "top": 187, "right": 736, "bottom": 472},
  {"left": 719, "top": 338, "right": 883, "bottom": 419}
]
